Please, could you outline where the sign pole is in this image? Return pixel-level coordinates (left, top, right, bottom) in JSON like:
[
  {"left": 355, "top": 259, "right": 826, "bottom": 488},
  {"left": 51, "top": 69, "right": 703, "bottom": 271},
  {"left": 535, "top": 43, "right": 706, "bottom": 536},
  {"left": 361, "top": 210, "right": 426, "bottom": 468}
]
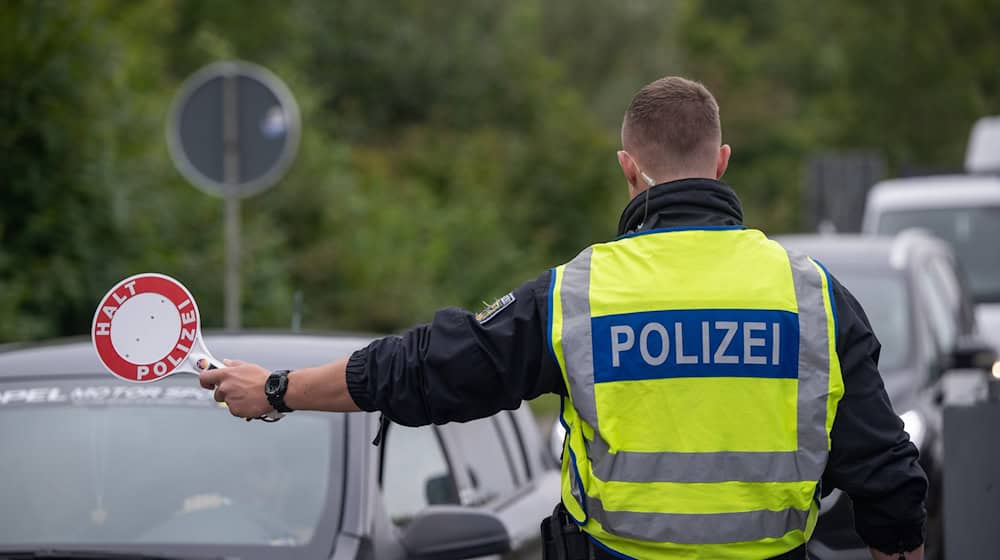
[
  {"left": 167, "top": 60, "right": 300, "bottom": 333},
  {"left": 223, "top": 70, "right": 241, "bottom": 330}
]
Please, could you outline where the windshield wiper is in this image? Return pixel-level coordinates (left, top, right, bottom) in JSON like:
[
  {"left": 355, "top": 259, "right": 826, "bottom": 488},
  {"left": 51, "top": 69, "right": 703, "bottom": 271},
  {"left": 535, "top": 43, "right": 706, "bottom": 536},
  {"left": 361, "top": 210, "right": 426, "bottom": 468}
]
[{"left": 0, "top": 550, "right": 216, "bottom": 560}]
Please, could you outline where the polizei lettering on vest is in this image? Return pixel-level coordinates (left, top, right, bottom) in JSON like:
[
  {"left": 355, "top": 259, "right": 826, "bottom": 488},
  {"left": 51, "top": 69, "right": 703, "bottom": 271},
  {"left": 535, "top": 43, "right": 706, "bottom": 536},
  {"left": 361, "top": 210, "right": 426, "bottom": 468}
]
[
  {"left": 612, "top": 320, "right": 776, "bottom": 367},
  {"left": 592, "top": 308, "right": 800, "bottom": 382}
]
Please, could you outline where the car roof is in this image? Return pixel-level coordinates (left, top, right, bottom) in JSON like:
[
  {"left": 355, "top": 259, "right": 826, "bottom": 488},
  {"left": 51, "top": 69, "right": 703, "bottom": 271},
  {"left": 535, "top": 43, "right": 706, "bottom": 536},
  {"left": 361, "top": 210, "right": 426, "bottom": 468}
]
[
  {"left": 778, "top": 234, "right": 894, "bottom": 265},
  {"left": 0, "top": 331, "right": 374, "bottom": 378},
  {"left": 776, "top": 232, "right": 952, "bottom": 271},
  {"left": 866, "top": 174, "right": 1000, "bottom": 211}
]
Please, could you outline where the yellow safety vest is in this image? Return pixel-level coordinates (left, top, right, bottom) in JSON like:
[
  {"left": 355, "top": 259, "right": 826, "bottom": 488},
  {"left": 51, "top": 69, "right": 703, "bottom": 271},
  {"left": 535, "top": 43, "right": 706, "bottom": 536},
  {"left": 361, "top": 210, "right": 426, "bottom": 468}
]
[{"left": 548, "top": 226, "right": 844, "bottom": 559}]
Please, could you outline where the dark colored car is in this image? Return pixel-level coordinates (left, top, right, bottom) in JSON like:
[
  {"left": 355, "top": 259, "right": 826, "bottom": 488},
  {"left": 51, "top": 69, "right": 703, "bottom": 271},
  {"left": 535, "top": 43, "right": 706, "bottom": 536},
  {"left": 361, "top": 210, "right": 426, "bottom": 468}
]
[
  {"left": 779, "top": 232, "right": 996, "bottom": 559},
  {"left": 0, "top": 333, "right": 560, "bottom": 559}
]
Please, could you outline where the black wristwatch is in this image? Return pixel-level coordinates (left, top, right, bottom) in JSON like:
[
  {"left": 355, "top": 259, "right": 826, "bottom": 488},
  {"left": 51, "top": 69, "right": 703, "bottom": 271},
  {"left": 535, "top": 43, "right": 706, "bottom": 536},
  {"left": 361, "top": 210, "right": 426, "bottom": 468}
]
[{"left": 265, "top": 370, "right": 294, "bottom": 413}]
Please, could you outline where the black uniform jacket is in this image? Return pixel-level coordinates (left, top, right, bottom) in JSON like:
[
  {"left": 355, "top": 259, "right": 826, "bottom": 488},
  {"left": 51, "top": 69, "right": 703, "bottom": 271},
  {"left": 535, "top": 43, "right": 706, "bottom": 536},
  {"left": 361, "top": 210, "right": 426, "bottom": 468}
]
[{"left": 346, "top": 178, "right": 927, "bottom": 553}]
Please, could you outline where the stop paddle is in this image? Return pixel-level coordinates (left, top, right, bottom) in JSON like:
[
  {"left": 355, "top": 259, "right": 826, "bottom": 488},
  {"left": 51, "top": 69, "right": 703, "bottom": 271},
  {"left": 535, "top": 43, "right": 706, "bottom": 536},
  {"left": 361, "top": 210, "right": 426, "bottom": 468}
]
[{"left": 91, "top": 272, "right": 282, "bottom": 421}]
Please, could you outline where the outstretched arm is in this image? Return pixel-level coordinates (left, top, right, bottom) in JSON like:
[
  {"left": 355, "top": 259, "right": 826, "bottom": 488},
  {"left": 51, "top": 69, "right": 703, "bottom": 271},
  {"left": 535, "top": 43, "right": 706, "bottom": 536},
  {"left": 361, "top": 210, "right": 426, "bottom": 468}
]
[
  {"left": 198, "top": 356, "right": 360, "bottom": 418},
  {"left": 199, "top": 271, "right": 564, "bottom": 423}
]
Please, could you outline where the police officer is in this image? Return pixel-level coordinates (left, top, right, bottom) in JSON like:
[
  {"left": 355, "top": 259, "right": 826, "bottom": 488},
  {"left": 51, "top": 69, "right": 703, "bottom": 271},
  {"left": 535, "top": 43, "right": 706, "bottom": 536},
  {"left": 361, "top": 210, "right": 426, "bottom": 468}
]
[{"left": 202, "top": 76, "right": 926, "bottom": 559}]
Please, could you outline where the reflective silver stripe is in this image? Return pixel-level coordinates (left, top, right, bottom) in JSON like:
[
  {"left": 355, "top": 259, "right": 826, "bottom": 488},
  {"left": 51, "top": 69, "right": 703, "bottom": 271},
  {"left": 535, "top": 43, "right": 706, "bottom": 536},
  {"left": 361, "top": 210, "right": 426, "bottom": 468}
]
[
  {"left": 560, "top": 247, "right": 599, "bottom": 428},
  {"left": 586, "top": 494, "right": 809, "bottom": 544},
  {"left": 560, "top": 245, "right": 831, "bottom": 487},
  {"left": 588, "top": 432, "right": 803, "bottom": 483},
  {"left": 789, "top": 251, "right": 832, "bottom": 481}
]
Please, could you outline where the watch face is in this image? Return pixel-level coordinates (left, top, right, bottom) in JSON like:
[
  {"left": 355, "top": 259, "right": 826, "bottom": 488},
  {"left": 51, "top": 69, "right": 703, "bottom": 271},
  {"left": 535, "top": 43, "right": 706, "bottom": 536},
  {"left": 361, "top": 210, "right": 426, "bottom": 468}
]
[{"left": 265, "top": 376, "right": 280, "bottom": 394}]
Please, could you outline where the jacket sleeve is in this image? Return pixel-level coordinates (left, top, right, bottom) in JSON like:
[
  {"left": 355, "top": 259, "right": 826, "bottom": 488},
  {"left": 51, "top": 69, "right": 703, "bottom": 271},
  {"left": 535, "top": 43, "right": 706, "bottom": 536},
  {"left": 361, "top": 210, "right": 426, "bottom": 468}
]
[
  {"left": 344, "top": 271, "right": 565, "bottom": 426},
  {"left": 822, "top": 274, "right": 928, "bottom": 553}
]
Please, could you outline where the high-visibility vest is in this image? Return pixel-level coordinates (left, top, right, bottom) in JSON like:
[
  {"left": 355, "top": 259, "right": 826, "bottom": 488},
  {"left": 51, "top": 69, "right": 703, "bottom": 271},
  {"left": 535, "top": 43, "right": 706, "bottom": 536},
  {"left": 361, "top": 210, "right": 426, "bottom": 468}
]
[{"left": 548, "top": 226, "right": 844, "bottom": 559}]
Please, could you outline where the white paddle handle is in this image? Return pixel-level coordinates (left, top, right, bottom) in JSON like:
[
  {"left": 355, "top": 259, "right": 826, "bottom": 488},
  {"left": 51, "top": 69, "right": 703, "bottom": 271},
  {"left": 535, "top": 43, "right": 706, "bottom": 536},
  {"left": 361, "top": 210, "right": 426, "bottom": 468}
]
[{"left": 192, "top": 352, "right": 225, "bottom": 372}]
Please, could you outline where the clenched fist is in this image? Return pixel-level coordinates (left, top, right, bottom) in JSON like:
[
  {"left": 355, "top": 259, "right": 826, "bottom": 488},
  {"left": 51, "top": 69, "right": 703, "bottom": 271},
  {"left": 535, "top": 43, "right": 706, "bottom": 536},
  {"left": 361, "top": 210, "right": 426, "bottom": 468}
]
[{"left": 199, "top": 359, "right": 273, "bottom": 419}]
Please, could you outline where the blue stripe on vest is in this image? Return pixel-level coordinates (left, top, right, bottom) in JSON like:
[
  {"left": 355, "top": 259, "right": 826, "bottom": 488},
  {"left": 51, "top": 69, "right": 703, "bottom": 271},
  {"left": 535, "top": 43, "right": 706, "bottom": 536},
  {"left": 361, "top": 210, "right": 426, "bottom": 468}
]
[{"left": 592, "top": 309, "right": 800, "bottom": 383}]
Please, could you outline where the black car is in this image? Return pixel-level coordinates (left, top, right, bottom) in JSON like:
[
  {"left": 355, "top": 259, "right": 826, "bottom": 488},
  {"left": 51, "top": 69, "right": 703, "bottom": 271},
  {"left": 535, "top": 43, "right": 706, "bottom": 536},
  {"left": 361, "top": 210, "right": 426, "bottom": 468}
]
[
  {"left": 0, "top": 333, "right": 560, "bottom": 559},
  {"left": 779, "top": 231, "right": 996, "bottom": 559}
]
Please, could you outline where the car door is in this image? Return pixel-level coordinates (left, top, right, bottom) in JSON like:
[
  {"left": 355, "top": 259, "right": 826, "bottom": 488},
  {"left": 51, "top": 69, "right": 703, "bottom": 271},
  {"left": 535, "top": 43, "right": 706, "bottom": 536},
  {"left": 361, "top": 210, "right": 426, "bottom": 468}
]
[
  {"left": 912, "top": 258, "right": 960, "bottom": 381},
  {"left": 375, "top": 408, "right": 559, "bottom": 560},
  {"left": 379, "top": 423, "right": 463, "bottom": 528},
  {"left": 497, "top": 407, "right": 563, "bottom": 557},
  {"left": 926, "top": 252, "right": 977, "bottom": 337},
  {"left": 444, "top": 416, "right": 521, "bottom": 506},
  {"left": 447, "top": 406, "right": 560, "bottom": 559}
]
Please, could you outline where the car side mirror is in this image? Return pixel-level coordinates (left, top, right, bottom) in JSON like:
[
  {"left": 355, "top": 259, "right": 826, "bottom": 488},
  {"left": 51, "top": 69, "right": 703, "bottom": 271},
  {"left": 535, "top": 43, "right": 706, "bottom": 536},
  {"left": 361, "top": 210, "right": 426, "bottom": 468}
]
[
  {"left": 952, "top": 336, "right": 997, "bottom": 371},
  {"left": 400, "top": 506, "right": 511, "bottom": 560},
  {"left": 425, "top": 473, "right": 459, "bottom": 506}
]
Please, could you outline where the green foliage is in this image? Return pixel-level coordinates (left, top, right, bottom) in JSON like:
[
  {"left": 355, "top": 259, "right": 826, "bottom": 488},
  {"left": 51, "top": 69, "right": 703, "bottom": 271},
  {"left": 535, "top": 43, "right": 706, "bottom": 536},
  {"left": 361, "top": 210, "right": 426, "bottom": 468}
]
[
  {"left": 675, "top": 0, "right": 1000, "bottom": 229},
  {"left": 1, "top": 1, "right": 123, "bottom": 340},
  {"left": 2, "top": 0, "right": 998, "bottom": 342}
]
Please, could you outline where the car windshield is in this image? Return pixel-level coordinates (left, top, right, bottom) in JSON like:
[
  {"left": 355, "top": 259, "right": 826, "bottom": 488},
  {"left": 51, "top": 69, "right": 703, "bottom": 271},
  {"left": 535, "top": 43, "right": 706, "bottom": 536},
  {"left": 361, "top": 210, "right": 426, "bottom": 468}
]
[
  {"left": 0, "top": 382, "right": 339, "bottom": 549},
  {"left": 829, "top": 270, "right": 911, "bottom": 371},
  {"left": 877, "top": 206, "right": 1000, "bottom": 303}
]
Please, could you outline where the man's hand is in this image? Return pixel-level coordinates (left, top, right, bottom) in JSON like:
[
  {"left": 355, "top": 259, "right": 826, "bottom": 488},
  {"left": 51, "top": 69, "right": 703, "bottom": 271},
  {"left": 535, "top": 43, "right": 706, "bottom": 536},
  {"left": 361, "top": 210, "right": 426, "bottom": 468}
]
[
  {"left": 197, "top": 355, "right": 361, "bottom": 416},
  {"left": 198, "top": 359, "right": 273, "bottom": 419}
]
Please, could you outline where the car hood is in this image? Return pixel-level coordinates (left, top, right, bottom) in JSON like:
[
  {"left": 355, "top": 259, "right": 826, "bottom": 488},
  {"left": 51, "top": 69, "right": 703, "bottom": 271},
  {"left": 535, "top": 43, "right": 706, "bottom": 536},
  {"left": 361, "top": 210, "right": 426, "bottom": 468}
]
[{"left": 975, "top": 303, "right": 1000, "bottom": 350}]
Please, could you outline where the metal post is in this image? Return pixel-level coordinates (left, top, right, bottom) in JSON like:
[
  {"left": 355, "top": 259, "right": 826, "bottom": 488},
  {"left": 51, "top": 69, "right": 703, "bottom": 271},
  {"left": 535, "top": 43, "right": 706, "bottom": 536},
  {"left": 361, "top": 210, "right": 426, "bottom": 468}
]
[
  {"left": 291, "top": 290, "right": 303, "bottom": 332},
  {"left": 223, "top": 70, "right": 241, "bottom": 330}
]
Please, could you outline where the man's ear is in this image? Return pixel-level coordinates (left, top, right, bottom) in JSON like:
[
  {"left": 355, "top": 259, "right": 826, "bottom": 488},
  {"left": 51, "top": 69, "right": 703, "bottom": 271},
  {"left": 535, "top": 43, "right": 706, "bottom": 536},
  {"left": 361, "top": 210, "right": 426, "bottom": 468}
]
[
  {"left": 716, "top": 144, "right": 732, "bottom": 180},
  {"left": 618, "top": 150, "right": 639, "bottom": 192}
]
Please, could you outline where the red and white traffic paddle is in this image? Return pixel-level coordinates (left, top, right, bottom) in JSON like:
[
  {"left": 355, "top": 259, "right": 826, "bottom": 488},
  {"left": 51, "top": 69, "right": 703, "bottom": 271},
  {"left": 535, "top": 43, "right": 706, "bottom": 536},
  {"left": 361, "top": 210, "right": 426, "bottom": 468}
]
[{"left": 91, "top": 273, "right": 282, "bottom": 421}]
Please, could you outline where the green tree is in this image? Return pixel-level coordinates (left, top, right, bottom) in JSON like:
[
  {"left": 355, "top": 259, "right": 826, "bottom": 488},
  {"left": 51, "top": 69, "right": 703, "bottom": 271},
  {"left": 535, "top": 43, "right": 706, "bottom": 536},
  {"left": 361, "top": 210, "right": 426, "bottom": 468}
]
[
  {"left": 675, "top": 0, "right": 1000, "bottom": 233},
  {"left": 0, "top": 1, "right": 131, "bottom": 340},
  {"left": 10, "top": 0, "right": 997, "bottom": 343}
]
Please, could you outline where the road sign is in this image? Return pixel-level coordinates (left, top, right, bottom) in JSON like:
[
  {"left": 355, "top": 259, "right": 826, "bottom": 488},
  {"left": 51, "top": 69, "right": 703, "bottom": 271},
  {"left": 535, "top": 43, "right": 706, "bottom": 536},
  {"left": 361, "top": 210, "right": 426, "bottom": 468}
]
[
  {"left": 806, "top": 151, "right": 885, "bottom": 233},
  {"left": 166, "top": 60, "right": 300, "bottom": 197},
  {"left": 166, "top": 61, "right": 300, "bottom": 329}
]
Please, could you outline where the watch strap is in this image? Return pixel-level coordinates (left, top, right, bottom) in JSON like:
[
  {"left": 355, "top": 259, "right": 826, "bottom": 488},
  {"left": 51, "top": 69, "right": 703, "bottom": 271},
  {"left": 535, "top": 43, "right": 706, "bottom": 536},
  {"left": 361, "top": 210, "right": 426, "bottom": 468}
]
[{"left": 266, "top": 370, "right": 294, "bottom": 413}]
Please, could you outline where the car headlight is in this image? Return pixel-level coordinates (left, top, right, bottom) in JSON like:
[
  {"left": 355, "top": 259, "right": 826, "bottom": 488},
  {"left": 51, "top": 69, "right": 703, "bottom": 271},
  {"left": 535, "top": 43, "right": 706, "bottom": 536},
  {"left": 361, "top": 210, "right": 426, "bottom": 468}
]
[
  {"left": 992, "top": 360, "right": 1000, "bottom": 380},
  {"left": 899, "top": 409, "right": 926, "bottom": 450}
]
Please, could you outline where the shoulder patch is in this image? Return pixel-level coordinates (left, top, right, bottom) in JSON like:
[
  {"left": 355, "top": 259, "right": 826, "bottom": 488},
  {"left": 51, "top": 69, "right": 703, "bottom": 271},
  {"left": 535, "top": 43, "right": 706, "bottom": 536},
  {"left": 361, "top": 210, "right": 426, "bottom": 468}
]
[{"left": 476, "top": 292, "right": 516, "bottom": 323}]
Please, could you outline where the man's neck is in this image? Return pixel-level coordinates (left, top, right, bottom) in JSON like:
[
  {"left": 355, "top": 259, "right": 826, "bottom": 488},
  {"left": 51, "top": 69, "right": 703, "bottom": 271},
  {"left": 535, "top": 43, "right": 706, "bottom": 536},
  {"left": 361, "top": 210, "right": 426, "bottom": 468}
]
[
  {"left": 631, "top": 172, "right": 717, "bottom": 200},
  {"left": 617, "top": 178, "right": 744, "bottom": 236}
]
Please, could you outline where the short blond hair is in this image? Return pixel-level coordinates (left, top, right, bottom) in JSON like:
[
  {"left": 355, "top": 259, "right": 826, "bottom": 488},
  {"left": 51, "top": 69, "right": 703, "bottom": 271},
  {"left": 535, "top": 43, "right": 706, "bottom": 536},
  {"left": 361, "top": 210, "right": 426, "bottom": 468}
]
[{"left": 622, "top": 76, "right": 721, "bottom": 173}]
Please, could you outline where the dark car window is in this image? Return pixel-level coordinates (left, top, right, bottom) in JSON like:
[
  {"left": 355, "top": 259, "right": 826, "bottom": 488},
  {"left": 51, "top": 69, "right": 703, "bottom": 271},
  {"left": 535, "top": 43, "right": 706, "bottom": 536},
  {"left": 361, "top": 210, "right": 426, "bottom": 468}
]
[
  {"left": 877, "top": 207, "right": 1000, "bottom": 303},
  {"left": 449, "top": 417, "right": 518, "bottom": 500},
  {"left": 381, "top": 424, "right": 459, "bottom": 525},
  {"left": 0, "top": 385, "right": 337, "bottom": 548},
  {"left": 832, "top": 271, "right": 911, "bottom": 371}
]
